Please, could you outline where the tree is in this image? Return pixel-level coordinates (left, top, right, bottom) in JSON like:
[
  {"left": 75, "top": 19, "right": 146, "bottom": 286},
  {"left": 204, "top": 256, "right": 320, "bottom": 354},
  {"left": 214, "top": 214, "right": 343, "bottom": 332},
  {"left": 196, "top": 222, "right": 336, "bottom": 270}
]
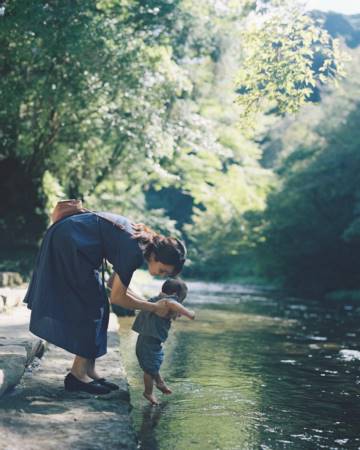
[
  {"left": 236, "top": 2, "right": 346, "bottom": 121},
  {"left": 0, "top": 0, "right": 199, "bottom": 249},
  {"left": 0, "top": 0, "right": 347, "bottom": 281},
  {"left": 258, "top": 102, "right": 360, "bottom": 294}
]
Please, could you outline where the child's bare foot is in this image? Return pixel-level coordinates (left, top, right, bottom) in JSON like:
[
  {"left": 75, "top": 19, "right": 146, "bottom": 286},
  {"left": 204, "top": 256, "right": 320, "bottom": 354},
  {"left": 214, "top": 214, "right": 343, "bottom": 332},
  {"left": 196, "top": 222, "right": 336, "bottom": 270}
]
[
  {"left": 155, "top": 380, "right": 172, "bottom": 395},
  {"left": 143, "top": 392, "right": 159, "bottom": 405}
]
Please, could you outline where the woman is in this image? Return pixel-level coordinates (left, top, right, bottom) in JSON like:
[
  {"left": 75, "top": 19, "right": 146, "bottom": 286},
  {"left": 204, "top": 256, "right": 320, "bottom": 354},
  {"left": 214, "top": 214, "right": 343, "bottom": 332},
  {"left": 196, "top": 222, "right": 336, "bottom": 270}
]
[{"left": 24, "top": 211, "right": 187, "bottom": 395}]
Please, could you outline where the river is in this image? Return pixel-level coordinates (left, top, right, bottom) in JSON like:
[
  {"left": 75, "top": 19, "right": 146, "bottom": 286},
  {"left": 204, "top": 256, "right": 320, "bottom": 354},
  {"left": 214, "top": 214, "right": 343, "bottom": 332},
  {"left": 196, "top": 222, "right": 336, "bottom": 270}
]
[{"left": 118, "top": 280, "right": 360, "bottom": 450}]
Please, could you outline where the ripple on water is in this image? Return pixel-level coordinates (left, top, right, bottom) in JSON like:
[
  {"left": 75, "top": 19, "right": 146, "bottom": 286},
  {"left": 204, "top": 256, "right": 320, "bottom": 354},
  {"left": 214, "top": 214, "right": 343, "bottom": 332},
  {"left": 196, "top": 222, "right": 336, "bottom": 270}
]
[
  {"left": 118, "top": 287, "right": 360, "bottom": 450},
  {"left": 339, "top": 349, "right": 360, "bottom": 361}
]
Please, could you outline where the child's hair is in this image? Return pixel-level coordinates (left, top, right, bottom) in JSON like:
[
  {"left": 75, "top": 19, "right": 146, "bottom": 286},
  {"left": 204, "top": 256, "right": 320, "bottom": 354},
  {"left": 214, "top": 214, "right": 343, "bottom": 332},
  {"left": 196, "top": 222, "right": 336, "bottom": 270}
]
[
  {"left": 132, "top": 223, "right": 186, "bottom": 276},
  {"left": 161, "top": 278, "right": 188, "bottom": 303}
]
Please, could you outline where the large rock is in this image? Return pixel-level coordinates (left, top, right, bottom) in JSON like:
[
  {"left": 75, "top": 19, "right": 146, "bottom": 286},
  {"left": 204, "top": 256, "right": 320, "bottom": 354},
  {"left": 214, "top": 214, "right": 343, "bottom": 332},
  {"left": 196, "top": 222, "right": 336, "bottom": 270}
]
[
  {"left": 0, "top": 338, "right": 45, "bottom": 397},
  {"left": 0, "top": 272, "right": 23, "bottom": 287},
  {"left": 0, "top": 345, "right": 27, "bottom": 397},
  {"left": 0, "top": 287, "right": 27, "bottom": 312}
]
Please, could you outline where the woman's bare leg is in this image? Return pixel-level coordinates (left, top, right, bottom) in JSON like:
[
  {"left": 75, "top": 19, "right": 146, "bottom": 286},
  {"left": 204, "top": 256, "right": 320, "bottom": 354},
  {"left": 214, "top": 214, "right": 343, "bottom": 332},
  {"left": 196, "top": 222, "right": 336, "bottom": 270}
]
[
  {"left": 87, "top": 358, "right": 102, "bottom": 380},
  {"left": 143, "top": 372, "right": 159, "bottom": 405},
  {"left": 71, "top": 355, "right": 93, "bottom": 383}
]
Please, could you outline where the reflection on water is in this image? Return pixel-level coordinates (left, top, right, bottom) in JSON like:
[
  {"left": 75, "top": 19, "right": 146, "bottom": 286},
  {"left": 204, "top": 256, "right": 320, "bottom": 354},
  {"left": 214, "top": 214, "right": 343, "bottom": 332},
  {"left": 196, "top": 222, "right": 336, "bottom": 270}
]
[{"left": 118, "top": 283, "right": 360, "bottom": 450}]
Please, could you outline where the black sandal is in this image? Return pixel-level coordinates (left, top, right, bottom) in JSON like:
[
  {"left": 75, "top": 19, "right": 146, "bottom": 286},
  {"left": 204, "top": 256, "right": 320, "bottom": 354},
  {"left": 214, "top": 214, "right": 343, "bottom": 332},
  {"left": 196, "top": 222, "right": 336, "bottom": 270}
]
[{"left": 64, "top": 373, "right": 111, "bottom": 395}]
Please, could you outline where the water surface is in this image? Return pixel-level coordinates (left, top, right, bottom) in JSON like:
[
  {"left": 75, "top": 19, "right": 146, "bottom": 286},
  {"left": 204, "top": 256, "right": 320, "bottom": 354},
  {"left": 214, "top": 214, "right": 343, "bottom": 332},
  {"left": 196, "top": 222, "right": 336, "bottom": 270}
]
[{"left": 118, "top": 281, "right": 360, "bottom": 450}]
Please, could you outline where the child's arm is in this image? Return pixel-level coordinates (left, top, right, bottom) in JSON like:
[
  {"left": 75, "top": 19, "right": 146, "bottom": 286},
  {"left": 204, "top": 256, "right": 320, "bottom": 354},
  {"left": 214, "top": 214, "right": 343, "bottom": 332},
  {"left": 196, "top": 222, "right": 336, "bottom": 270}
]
[
  {"left": 166, "top": 299, "right": 195, "bottom": 320},
  {"left": 110, "top": 273, "right": 191, "bottom": 319},
  {"left": 110, "top": 273, "right": 159, "bottom": 313}
]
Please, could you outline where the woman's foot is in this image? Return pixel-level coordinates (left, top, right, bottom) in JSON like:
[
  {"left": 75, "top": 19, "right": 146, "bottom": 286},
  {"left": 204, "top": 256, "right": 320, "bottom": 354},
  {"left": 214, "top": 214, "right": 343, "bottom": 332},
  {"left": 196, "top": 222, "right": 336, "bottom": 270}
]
[
  {"left": 64, "top": 373, "right": 111, "bottom": 395},
  {"left": 143, "top": 392, "right": 159, "bottom": 405},
  {"left": 71, "top": 372, "right": 93, "bottom": 383},
  {"left": 87, "top": 368, "right": 119, "bottom": 391},
  {"left": 87, "top": 367, "right": 102, "bottom": 381},
  {"left": 94, "top": 378, "right": 119, "bottom": 391}
]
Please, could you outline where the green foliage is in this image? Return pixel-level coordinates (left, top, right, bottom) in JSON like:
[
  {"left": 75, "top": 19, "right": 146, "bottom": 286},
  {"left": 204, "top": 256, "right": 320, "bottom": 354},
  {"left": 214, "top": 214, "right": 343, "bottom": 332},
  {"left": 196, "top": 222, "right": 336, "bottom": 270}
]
[
  {"left": 236, "top": 2, "right": 347, "bottom": 120},
  {"left": 42, "top": 171, "right": 65, "bottom": 217},
  {"left": 86, "top": 177, "right": 180, "bottom": 237},
  {"left": 0, "top": 0, "right": 208, "bottom": 246},
  {"left": 258, "top": 101, "right": 360, "bottom": 295},
  {"left": 260, "top": 46, "right": 360, "bottom": 169},
  {"left": 0, "top": 0, "right": 355, "bottom": 292},
  {"left": 184, "top": 165, "right": 274, "bottom": 279}
]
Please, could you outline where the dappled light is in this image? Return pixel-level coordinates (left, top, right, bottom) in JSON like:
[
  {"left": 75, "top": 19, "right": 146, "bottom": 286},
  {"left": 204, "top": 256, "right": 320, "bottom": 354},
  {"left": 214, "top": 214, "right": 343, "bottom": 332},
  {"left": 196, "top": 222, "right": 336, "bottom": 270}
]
[{"left": 1, "top": 0, "right": 360, "bottom": 448}]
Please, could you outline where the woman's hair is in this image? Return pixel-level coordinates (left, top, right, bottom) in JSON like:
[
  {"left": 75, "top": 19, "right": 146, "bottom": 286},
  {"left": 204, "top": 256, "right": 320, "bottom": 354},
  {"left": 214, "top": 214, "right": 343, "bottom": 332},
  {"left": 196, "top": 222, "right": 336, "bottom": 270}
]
[
  {"left": 161, "top": 278, "right": 188, "bottom": 303},
  {"left": 132, "top": 223, "right": 187, "bottom": 276}
]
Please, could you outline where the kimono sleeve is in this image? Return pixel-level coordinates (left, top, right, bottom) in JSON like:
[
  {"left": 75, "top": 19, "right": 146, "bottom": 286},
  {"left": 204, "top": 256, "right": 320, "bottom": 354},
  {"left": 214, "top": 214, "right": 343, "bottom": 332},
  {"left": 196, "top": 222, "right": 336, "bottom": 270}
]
[{"left": 113, "top": 235, "right": 144, "bottom": 287}]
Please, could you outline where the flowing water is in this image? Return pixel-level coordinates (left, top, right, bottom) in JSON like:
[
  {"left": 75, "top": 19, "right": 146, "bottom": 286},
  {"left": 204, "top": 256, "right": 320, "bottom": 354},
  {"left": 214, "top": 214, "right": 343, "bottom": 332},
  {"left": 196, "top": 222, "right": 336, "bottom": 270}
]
[{"left": 118, "top": 281, "right": 360, "bottom": 450}]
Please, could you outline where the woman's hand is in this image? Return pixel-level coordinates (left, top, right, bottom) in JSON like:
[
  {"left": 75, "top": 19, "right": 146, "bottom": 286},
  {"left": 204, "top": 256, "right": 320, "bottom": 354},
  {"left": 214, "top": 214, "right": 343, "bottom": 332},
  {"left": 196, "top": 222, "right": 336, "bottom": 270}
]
[{"left": 154, "top": 298, "right": 195, "bottom": 320}]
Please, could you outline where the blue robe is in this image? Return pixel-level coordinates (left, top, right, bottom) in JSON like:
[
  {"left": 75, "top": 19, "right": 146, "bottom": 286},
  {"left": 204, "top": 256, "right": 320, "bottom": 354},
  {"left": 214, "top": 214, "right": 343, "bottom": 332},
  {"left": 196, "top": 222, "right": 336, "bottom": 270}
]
[{"left": 24, "top": 212, "right": 144, "bottom": 358}]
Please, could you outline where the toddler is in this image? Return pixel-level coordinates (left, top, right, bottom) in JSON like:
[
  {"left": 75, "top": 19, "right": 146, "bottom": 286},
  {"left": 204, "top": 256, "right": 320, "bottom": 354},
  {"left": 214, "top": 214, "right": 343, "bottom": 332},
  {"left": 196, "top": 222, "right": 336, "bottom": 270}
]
[{"left": 132, "top": 278, "right": 194, "bottom": 405}]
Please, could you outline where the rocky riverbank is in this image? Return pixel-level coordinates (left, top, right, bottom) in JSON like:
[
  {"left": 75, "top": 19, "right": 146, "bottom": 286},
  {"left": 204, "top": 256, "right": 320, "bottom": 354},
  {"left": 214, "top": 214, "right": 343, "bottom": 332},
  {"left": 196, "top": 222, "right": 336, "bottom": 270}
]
[{"left": 0, "top": 286, "right": 137, "bottom": 450}]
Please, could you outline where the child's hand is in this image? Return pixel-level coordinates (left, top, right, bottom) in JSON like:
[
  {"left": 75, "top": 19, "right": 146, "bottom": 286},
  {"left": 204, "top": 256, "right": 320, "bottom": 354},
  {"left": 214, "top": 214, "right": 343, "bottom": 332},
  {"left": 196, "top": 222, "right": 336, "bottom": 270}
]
[
  {"left": 167, "top": 299, "right": 195, "bottom": 320},
  {"left": 154, "top": 299, "right": 195, "bottom": 320}
]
